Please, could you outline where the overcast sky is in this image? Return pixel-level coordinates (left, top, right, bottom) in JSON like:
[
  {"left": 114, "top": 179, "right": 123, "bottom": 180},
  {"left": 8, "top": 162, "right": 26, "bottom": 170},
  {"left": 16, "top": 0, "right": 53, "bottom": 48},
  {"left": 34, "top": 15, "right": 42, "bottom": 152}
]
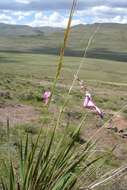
[{"left": 0, "top": 0, "right": 127, "bottom": 27}]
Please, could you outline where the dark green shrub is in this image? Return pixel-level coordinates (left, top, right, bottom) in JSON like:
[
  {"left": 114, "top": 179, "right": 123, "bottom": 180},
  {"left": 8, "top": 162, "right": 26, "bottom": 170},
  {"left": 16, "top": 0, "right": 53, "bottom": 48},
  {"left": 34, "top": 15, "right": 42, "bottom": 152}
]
[{"left": 24, "top": 124, "right": 38, "bottom": 134}]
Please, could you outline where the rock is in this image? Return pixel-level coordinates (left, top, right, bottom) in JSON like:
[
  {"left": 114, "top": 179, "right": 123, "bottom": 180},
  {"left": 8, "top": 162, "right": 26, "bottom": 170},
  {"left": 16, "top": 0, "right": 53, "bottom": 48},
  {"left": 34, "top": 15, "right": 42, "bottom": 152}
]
[
  {"left": 119, "top": 129, "right": 127, "bottom": 138},
  {"left": 0, "top": 91, "right": 10, "bottom": 98},
  {"left": 107, "top": 127, "right": 118, "bottom": 132},
  {"left": 117, "top": 128, "right": 127, "bottom": 138}
]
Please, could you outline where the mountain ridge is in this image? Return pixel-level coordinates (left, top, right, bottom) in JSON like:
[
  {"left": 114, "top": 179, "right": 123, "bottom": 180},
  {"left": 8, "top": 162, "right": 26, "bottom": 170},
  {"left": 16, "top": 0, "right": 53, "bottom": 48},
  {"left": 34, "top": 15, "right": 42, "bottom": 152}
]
[
  {"left": 0, "top": 22, "right": 127, "bottom": 62},
  {"left": 0, "top": 22, "right": 127, "bottom": 36}
]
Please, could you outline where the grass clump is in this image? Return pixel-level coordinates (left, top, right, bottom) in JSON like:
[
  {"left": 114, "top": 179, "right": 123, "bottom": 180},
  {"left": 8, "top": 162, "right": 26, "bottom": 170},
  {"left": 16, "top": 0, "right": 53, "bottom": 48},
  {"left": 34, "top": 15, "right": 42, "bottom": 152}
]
[
  {"left": 0, "top": 127, "right": 7, "bottom": 143},
  {"left": 24, "top": 124, "right": 39, "bottom": 135},
  {"left": 39, "top": 116, "right": 50, "bottom": 125},
  {"left": 1, "top": 125, "right": 105, "bottom": 190}
]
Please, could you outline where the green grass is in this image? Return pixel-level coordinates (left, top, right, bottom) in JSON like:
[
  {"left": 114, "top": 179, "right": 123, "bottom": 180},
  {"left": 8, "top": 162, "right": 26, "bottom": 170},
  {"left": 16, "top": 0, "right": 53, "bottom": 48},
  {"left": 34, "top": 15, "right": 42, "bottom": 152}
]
[
  {"left": 0, "top": 52, "right": 127, "bottom": 100},
  {"left": 0, "top": 52, "right": 127, "bottom": 82},
  {"left": 0, "top": 51, "right": 127, "bottom": 118},
  {"left": 0, "top": 51, "right": 127, "bottom": 189},
  {"left": 0, "top": 23, "right": 127, "bottom": 63}
]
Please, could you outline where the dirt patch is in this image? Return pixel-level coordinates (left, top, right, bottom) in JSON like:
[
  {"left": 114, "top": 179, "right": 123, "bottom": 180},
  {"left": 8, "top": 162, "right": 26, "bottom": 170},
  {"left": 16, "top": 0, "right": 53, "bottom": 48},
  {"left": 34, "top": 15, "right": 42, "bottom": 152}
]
[
  {"left": 113, "top": 114, "right": 127, "bottom": 131},
  {"left": 0, "top": 104, "right": 40, "bottom": 126},
  {"left": 81, "top": 113, "right": 127, "bottom": 161}
]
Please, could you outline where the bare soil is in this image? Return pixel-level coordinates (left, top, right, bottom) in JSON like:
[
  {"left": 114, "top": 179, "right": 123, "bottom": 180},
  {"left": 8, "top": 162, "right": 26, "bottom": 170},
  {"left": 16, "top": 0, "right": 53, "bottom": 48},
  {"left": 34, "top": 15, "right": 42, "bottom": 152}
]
[{"left": 0, "top": 104, "right": 40, "bottom": 126}]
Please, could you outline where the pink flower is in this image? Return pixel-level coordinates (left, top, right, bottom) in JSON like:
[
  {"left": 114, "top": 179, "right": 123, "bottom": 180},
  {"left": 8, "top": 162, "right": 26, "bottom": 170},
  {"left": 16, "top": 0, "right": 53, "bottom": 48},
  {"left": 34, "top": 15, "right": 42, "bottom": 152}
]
[
  {"left": 83, "top": 91, "right": 103, "bottom": 118},
  {"left": 42, "top": 91, "right": 51, "bottom": 105}
]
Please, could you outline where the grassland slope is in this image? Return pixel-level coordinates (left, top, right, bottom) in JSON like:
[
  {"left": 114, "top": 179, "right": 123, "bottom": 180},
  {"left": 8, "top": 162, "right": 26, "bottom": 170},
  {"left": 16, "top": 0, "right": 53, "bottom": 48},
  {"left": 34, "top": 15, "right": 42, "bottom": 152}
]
[{"left": 0, "top": 23, "right": 127, "bottom": 62}]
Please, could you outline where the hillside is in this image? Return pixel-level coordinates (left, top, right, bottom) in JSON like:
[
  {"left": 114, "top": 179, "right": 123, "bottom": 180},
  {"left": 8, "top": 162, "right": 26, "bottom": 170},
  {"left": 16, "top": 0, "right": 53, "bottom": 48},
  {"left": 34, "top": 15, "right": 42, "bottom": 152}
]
[
  {"left": 0, "top": 23, "right": 127, "bottom": 62},
  {"left": 35, "top": 26, "right": 63, "bottom": 34},
  {"left": 0, "top": 23, "right": 44, "bottom": 36},
  {"left": 0, "top": 23, "right": 62, "bottom": 36}
]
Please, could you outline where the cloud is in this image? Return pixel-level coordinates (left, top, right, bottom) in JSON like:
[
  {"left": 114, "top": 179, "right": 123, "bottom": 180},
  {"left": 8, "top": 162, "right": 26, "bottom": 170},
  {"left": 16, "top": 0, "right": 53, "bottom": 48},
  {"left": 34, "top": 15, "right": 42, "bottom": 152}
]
[
  {"left": 0, "top": 12, "right": 16, "bottom": 24},
  {"left": 0, "top": 0, "right": 127, "bottom": 11},
  {"left": 13, "top": 11, "right": 33, "bottom": 20},
  {"left": 77, "top": 6, "right": 127, "bottom": 18},
  {"left": 0, "top": 1, "right": 126, "bottom": 26},
  {"left": 76, "top": 5, "right": 127, "bottom": 24},
  {"left": 15, "top": 0, "right": 36, "bottom": 4},
  {"left": 94, "top": 15, "right": 127, "bottom": 24},
  {"left": 0, "top": 10, "right": 34, "bottom": 24},
  {"left": 29, "top": 11, "right": 84, "bottom": 27}
]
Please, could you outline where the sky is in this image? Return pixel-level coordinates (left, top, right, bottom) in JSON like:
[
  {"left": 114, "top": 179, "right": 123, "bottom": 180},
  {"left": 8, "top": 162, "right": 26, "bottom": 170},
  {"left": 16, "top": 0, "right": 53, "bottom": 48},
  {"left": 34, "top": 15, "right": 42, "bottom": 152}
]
[{"left": 0, "top": 0, "right": 127, "bottom": 27}]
